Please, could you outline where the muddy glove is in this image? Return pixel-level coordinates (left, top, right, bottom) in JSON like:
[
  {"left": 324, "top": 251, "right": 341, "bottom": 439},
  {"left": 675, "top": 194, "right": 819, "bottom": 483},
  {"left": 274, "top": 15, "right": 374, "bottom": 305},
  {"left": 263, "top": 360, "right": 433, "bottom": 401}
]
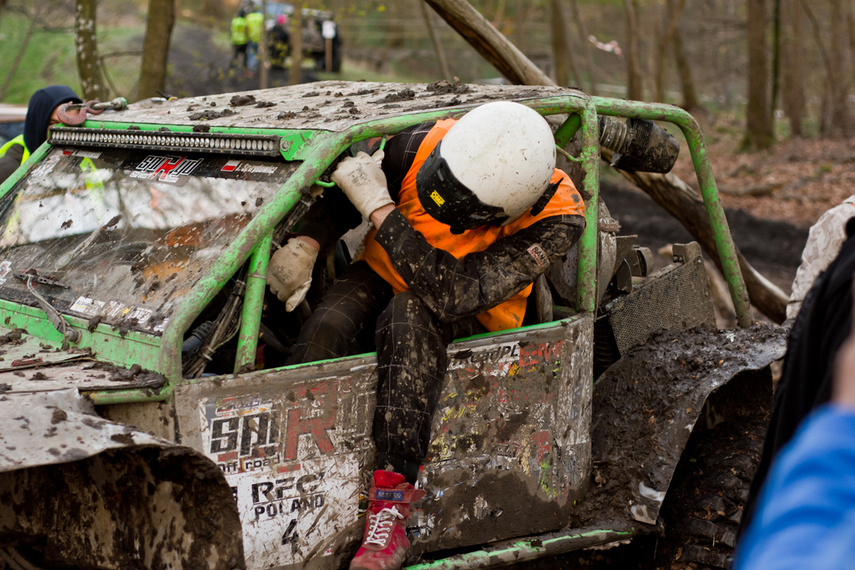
[
  {"left": 267, "top": 237, "right": 319, "bottom": 311},
  {"left": 330, "top": 150, "right": 393, "bottom": 219}
]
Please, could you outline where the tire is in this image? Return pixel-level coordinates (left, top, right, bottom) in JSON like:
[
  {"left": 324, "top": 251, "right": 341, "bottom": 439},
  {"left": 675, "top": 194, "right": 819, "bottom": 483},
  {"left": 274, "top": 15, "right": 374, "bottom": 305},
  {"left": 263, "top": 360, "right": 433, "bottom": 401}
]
[{"left": 655, "top": 410, "right": 769, "bottom": 569}]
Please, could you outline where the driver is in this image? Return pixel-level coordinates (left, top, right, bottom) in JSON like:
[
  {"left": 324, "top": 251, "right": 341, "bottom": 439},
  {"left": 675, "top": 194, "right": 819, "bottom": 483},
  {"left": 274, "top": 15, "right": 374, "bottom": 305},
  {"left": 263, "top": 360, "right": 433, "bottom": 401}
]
[{"left": 268, "top": 101, "right": 586, "bottom": 570}]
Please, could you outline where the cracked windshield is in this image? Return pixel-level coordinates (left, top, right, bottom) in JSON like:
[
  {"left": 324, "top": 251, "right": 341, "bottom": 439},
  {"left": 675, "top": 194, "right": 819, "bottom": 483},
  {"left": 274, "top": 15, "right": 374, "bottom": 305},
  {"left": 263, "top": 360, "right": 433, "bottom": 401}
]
[{"left": 0, "top": 146, "right": 290, "bottom": 335}]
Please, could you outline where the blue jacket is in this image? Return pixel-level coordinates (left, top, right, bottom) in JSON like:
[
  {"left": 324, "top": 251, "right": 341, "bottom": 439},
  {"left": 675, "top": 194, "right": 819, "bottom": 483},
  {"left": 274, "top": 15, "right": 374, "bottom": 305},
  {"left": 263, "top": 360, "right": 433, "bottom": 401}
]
[{"left": 734, "top": 406, "right": 855, "bottom": 569}]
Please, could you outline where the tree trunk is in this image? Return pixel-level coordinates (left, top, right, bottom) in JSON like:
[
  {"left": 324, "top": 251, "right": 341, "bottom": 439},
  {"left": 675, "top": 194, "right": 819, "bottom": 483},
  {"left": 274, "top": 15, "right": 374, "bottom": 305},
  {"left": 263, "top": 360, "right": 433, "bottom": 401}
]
[
  {"left": 672, "top": 22, "right": 701, "bottom": 112},
  {"left": 781, "top": 0, "right": 804, "bottom": 136},
  {"left": 422, "top": 0, "right": 554, "bottom": 85},
  {"left": 743, "top": 0, "right": 774, "bottom": 150},
  {"left": 514, "top": 1, "right": 531, "bottom": 54},
  {"left": 259, "top": 0, "right": 268, "bottom": 89},
  {"left": 551, "top": 0, "right": 567, "bottom": 85},
  {"left": 138, "top": 0, "right": 176, "bottom": 99},
  {"left": 550, "top": 0, "right": 582, "bottom": 87},
  {"left": 655, "top": 0, "right": 687, "bottom": 102},
  {"left": 770, "top": 0, "right": 781, "bottom": 127},
  {"left": 849, "top": 0, "right": 855, "bottom": 87},
  {"left": 289, "top": 5, "right": 304, "bottom": 86},
  {"left": 75, "top": 0, "right": 107, "bottom": 100},
  {"left": 568, "top": 0, "right": 595, "bottom": 93},
  {"left": 608, "top": 153, "right": 788, "bottom": 323},
  {"left": 421, "top": 1, "right": 452, "bottom": 82},
  {"left": 623, "top": 0, "right": 643, "bottom": 100},
  {"left": 822, "top": 0, "right": 851, "bottom": 136}
]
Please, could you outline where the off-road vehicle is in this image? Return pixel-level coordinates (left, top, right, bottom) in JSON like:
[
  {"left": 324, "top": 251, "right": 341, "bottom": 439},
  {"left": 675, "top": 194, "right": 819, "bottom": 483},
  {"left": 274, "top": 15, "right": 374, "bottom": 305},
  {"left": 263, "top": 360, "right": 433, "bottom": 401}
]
[{"left": 0, "top": 81, "right": 784, "bottom": 569}]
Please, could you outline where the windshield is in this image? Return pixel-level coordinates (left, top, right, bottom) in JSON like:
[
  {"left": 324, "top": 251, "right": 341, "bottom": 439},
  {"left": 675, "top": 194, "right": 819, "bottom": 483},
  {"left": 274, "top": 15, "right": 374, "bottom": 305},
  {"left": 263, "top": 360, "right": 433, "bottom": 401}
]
[{"left": 0, "top": 146, "right": 294, "bottom": 335}]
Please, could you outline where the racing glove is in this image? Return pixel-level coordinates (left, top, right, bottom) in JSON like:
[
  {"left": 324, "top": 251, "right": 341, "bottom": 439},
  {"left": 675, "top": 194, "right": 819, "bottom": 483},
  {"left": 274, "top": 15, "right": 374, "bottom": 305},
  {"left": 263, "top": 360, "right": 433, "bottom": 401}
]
[
  {"left": 267, "top": 237, "right": 319, "bottom": 311},
  {"left": 330, "top": 150, "right": 393, "bottom": 219}
]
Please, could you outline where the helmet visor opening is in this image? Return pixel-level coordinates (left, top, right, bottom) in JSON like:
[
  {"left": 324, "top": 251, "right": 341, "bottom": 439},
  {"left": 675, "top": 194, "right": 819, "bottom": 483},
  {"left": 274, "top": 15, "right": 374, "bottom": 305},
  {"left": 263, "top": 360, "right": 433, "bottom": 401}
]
[{"left": 416, "top": 142, "right": 508, "bottom": 234}]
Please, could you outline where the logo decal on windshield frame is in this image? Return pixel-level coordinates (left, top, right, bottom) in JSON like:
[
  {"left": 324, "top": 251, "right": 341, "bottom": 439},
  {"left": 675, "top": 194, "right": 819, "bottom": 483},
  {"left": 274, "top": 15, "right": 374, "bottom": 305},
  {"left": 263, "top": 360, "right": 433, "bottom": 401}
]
[{"left": 131, "top": 155, "right": 203, "bottom": 184}]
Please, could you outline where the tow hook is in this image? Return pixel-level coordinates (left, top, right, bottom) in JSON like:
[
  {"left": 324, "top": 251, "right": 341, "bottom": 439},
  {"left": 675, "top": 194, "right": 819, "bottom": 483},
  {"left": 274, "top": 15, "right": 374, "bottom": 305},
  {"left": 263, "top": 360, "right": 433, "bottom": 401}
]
[{"left": 56, "top": 97, "right": 128, "bottom": 126}]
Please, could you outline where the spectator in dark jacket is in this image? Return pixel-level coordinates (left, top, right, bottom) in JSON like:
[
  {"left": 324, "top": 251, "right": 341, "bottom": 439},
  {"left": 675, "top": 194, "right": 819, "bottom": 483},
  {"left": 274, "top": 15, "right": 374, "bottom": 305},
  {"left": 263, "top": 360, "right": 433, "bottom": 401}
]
[{"left": 0, "top": 85, "right": 81, "bottom": 184}]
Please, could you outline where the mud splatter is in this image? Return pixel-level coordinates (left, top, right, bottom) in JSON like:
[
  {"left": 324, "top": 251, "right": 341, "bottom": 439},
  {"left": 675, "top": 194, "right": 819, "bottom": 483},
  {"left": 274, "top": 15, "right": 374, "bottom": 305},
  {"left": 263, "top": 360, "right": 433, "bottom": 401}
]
[
  {"left": 229, "top": 94, "right": 257, "bottom": 107},
  {"left": 51, "top": 409, "right": 67, "bottom": 424},
  {"left": 426, "top": 79, "right": 472, "bottom": 95},
  {"left": 0, "top": 329, "right": 24, "bottom": 345},
  {"left": 189, "top": 108, "right": 236, "bottom": 121}
]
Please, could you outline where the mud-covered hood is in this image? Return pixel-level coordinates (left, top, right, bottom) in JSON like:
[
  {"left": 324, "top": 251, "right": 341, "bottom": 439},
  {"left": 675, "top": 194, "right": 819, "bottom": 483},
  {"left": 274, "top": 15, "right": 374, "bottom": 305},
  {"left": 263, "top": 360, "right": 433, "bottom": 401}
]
[
  {"left": 0, "top": 388, "right": 165, "bottom": 473},
  {"left": 0, "top": 388, "right": 247, "bottom": 568},
  {"left": 0, "top": 327, "right": 165, "bottom": 394}
]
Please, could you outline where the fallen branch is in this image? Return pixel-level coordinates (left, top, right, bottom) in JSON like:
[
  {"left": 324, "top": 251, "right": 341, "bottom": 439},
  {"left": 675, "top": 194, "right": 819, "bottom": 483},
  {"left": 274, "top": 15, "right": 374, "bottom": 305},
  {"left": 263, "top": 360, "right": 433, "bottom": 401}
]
[
  {"left": 609, "top": 156, "right": 788, "bottom": 323},
  {"left": 424, "top": 0, "right": 789, "bottom": 324}
]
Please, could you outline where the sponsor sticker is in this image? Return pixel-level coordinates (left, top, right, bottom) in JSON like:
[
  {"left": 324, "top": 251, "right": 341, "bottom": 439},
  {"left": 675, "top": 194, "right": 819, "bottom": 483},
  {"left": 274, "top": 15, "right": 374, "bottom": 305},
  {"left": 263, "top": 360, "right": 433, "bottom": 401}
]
[
  {"left": 527, "top": 243, "right": 549, "bottom": 267},
  {"left": 130, "top": 154, "right": 203, "bottom": 184},
  {"left": 0, "top": 261, "right": 11, "bottom": 285},
  {"left": 222, "top": 160, "right": 240, "bottom": 172},
  {"left": 74, "top": 150, "right": 102, "bottom": 159},
  {"left": 70, "top": 296, "right": 106, "bottom": 317}
]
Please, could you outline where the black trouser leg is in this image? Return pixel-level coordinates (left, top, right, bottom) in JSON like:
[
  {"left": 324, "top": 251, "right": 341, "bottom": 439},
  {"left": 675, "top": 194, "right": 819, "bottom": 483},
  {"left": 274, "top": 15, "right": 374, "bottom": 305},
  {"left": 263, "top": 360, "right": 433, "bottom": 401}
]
[
  {"left": 286, "top": 261, "right": 392, "bottom": 365},
  {"left": 373, "top": 290, "right": 484, "bottom": 483}
]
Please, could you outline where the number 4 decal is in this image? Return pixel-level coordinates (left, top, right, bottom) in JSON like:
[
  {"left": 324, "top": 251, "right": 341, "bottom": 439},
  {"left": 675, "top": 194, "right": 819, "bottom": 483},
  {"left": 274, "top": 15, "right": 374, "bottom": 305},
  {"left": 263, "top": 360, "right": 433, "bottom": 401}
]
[{"left": 281, "top": 519, "right": 298, "bottom": 553}]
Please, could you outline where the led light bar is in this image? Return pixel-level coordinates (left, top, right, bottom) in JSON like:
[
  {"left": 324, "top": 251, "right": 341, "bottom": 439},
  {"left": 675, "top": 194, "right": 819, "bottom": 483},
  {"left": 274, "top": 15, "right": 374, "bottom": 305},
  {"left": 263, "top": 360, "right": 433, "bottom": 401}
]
[{"left": 49, "top": 127, "right": 282, "bottom": 157}]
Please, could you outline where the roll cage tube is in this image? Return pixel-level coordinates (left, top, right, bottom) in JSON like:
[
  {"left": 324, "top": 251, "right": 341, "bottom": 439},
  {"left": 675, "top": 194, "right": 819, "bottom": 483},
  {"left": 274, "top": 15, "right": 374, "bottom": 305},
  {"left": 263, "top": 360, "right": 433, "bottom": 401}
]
[{"left": 31, "top": 93, "right": 746, "bottom": 389}]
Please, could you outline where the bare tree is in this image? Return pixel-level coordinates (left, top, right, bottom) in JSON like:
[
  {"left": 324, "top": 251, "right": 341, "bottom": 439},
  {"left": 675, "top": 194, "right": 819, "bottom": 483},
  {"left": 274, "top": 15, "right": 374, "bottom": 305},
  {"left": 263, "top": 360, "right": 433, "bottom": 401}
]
[
  {"left": 138, "top": 0, "right": 176, "bottom": 99},
  {"left": 568, "top": 0, "right": 594, "bottom": 93},
  {"left": 822, "top": 0, "right": 851, "bottom": 135},
  {"left": 781, "top": 0, "right": 804, "bottom": 135},
  {"left": 623, "top": 0, "right": 643, "bottom": 100},
  {"left": 422, "top": 1, "right": 452, "bottom": 82},
  {"left": 743, "top": 0, "right": 774, "bottom": 150},
  {"left": 75, "top": 0, "right": 107, "bottom": 100},
  {"left": 672, "top": 24, "right": 701, "bottom": 112},
  {"left": 422, "top": 0, "right": 553, "bottom": 85},
  {"left": 550, "top": 0, "right": 582, "bottom": 87},
  {"left": 654, "top": 0, "right": 699, "bottom": 110},
  {"left": 423, "top": 0, "right": 788, "bottom": 322},
  {"left": 290, "top": 5, "right": 304, "bottom": 86}
]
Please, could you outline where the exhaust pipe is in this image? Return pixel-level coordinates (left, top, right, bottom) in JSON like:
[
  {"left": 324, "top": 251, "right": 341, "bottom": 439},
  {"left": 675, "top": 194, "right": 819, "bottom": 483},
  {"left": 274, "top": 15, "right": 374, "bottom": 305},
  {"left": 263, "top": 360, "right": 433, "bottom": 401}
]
[{"left": 598, "top": 116, "right": 680, "bottom": 174}]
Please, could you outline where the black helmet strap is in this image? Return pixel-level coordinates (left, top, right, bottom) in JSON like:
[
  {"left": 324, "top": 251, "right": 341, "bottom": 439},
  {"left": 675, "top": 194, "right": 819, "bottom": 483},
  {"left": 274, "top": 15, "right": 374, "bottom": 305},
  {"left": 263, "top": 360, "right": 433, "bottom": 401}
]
[
  {"left": 416, "top": 142, "right": 508, "bottom": 234},
  {"left": 529, "top": 180, "right": 559, "bottom": 216}
]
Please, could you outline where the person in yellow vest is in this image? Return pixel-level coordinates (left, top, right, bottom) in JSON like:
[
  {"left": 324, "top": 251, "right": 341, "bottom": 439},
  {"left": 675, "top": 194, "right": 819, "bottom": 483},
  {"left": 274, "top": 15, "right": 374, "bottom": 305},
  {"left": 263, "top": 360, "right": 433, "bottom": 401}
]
[
  {"left": 245, "top": 6, "right": 264, "bottom": 72},
  {"left": 0, "top": 85, "right": 81, "bottom": 184},
  {"left": 267, "top": 102, "right": 586, "bottom": 570},
  {"left": 229, "top": 9, "right": 249, "bottom": 71}
]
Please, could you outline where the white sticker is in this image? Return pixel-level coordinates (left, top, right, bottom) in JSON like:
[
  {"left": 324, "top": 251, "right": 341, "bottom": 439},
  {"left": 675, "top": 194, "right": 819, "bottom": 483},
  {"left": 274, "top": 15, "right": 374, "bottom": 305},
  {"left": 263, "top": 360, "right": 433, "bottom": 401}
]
[
  {"left": 128, "top": 307, "right": 153, "bottom": 325},
  {"left": 322, "top": 20, "right": 336, "bottom": 39},
  {"left": 74, "top": 150, "right": 102, "bottom": 159},
  {"left": 0, "top": 261, "right": 11, "bottom": 285},
  {"left": 70, "top": 296, "right": 106, "bottom": 317}
]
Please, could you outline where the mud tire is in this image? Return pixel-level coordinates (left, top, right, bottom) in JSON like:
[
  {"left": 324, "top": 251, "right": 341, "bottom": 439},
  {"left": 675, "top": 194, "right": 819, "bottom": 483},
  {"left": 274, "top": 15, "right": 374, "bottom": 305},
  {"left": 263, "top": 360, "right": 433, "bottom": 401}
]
[{"left": 655, "top": 409, "right": 768, "bottom": 569}]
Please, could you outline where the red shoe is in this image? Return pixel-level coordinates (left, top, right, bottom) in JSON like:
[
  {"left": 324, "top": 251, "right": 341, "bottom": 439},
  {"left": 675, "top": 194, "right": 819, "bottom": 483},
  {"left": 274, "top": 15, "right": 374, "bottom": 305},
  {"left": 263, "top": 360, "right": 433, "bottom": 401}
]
[{"left": 350, "top": 470, "right": 426, "bottom": 570}]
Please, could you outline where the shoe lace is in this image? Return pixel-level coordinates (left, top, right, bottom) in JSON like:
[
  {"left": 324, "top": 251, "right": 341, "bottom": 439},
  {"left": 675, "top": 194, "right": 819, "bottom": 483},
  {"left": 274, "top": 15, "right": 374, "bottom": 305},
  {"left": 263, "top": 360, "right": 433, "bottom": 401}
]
[{"left": 364, "top": 505, "right": 404, "bottom": 546}]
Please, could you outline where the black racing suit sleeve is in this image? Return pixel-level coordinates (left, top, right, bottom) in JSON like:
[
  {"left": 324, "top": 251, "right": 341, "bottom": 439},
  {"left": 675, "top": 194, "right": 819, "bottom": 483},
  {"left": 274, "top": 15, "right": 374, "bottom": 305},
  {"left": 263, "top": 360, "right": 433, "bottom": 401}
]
[
  {"left": 374, "top": 209, "right": 586, "bottom": 323},
  {"left": 296, "top": 186, "right": 362, "bottom": 251},
  {"left": 296, "top": 123, "right": 431, "bottom": 250}
]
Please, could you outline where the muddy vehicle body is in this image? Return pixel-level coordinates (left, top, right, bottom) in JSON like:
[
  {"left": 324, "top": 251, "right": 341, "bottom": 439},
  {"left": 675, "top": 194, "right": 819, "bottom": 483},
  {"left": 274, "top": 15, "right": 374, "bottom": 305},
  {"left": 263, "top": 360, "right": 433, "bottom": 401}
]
[{"left": 0, "top": 81, "right": 784, "bottom": 569}]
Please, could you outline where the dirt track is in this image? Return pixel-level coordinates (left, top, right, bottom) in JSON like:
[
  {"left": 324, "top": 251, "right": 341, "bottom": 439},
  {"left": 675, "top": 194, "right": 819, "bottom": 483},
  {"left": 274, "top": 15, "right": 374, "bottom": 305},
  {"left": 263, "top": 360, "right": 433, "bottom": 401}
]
[{"left": 601, "top": 179, "right": 808, "bottom": 297}]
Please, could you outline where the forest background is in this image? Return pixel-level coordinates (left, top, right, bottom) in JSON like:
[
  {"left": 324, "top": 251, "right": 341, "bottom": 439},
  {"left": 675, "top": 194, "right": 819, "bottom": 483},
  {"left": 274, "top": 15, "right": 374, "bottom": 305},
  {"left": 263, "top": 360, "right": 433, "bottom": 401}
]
[{"left": 0, "top": 0, "right": 853, "bottom": 233}]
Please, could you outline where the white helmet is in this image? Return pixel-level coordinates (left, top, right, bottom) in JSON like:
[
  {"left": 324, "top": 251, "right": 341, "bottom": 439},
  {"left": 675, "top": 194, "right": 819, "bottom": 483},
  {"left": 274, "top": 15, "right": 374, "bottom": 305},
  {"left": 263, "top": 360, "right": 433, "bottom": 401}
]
[{"left": 416, "top": 101, "right": 557, "bottom": 234}]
